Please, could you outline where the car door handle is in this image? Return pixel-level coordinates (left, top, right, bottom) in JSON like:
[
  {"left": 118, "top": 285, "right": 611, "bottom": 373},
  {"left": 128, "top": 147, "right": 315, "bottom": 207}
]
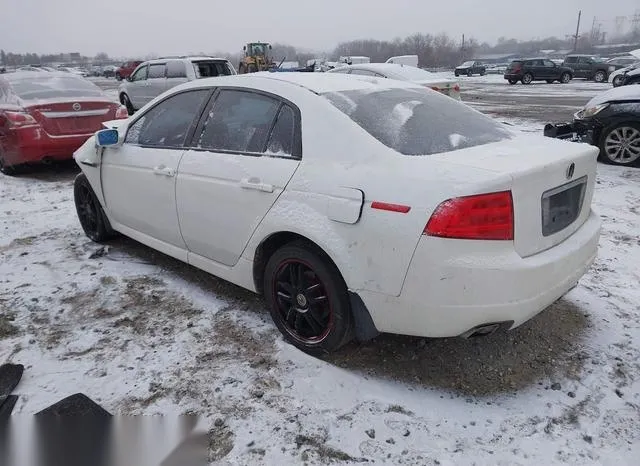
[
  {"left": 153, "top": 165, "right": 175, "bottom": 177},
  {"left": 240, "top": 177, "right": 274, "bottom": 193}
]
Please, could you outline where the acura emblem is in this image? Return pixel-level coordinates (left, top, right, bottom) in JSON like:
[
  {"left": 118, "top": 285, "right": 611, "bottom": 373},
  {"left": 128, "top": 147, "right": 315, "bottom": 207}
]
[
  {"left": 566, "top": 162, "right": 575, "bottom": 180},
  {"left": 72, "top": 103, "right": 81, "bottom": 111}
]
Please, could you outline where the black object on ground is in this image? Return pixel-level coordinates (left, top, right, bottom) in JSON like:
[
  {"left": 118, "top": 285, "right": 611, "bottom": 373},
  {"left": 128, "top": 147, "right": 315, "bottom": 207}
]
[
  {"left": 35, "top": 393, "right": 112, "bottom": 417},
  {"left": 0, "top": 395, "right": 18, "bottom": 419},
  {"left": 0, "top": 363, "right": 24, "bottom": 409}
]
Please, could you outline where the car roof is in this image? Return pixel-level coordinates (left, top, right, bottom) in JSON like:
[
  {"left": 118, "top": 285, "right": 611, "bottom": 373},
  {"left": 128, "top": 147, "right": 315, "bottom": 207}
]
[
  {"left": 2, "top": 71, "right": 83, "bottom": 81},
  {"left": 176, "top": 72, "right": 423, "bottom": 95},
  {"left": 143, "top": 56, "right": 229, "bottom": 65}
]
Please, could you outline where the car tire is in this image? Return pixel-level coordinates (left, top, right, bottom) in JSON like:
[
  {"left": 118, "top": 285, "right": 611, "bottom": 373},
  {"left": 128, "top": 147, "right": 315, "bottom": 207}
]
[
  {"left": 508, "top": 79, "right": 518, "bottom": 85},
  {"left": 74, "top": 173, "right": 116, "bottom": 242},
  {"left": 467, "top": 69, "right": 472, "bottom": 77},
  {"left": 480, "top": 70, "right": 486, "bottom": 76},
  {"left": 598, "top": 122, "right": 640, "bottom": 166},
  {"left": 120, "top": 93, "right": 135, "bottom": 115},
  {"left": 560, "top": 72, "right": 571, "bottom": 84},
  {"left": 521, "top": 73, "right": 533, "bottom": 84},
  {"left": 594, "top": 70, "right": 607, "bottom": 83},
  {"left": 263, "top": 241, "right": 354, "bottom": 355},
  {"left": 612, "top": 75, "right": 624, "bottom": 87},
  {"left": 454, "top": 71, "right": 459, "bottom": 77},
  {"left": 115, "top": 73, "right": 122, "bottom": 81}
]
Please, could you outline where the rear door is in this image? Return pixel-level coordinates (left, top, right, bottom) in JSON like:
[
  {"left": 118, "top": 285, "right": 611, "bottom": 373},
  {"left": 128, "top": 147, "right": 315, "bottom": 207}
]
[
  {"left": 575, "top": 57, "right": 591, "bottom": 78},
  {"left": 176, "top": 88, "right": 301, "bottom": 266},
  {"left": 145, "top": 63, "right": 167, "bottom": 104},
  {"left": 100, "top": 89, "right": 211, "bottom": 254},
  {"left": 165, "top": 60, "right": 190, "bottom": 91}
]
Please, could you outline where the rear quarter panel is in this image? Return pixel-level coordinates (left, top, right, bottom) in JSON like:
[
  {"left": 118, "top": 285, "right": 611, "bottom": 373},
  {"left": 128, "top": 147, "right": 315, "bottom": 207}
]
[{"left": 242, "top": 88, "right": 512, "bottom": 296}]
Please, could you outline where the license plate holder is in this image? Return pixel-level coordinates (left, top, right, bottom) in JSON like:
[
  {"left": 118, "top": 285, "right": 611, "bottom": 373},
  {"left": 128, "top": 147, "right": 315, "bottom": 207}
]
[{"left": 541, "top": 176, "right": 587, "bottom": 237}]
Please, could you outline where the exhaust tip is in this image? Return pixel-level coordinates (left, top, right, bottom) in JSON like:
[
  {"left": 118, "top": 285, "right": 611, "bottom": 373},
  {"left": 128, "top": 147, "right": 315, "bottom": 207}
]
[{"left": 459, "top": 321, "right": 513, "bottom": 339}]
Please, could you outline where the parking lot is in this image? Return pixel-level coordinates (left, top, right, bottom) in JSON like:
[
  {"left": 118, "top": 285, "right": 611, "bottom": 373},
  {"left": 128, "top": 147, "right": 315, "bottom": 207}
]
[{"left": 1, "top": 75, "right": 639, "bottom": 465}]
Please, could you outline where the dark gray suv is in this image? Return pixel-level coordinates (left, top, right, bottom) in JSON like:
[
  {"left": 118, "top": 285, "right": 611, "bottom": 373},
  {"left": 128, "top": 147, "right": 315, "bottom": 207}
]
[{"left": 562, "top": 55, "right": 615, "bottom": 83}]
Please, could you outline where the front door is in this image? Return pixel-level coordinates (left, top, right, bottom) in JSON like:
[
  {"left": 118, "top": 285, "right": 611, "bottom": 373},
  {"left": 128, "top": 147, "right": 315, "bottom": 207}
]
[
  {"left": 176, "top": 88, "right": 301, "bottom": 266},
  {"left": 127, "top": 65, "right": 148, "bottom": 110},
  {"left": 101, "top": 88, "right": 211, "bottom": 253}
]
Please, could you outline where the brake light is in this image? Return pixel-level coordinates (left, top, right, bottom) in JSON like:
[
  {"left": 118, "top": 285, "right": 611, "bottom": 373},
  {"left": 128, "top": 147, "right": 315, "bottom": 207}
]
[
  {"left": 5, "top": 111, "right": 38, "bottom": 128},
  {"left": 424, "top": 191, "right": 514, "bottom": 240},
  {"left": 115, "top": 105, "right": 129, "bottom": 119},
  {"left": 453, "top": 84, "right": 460, "bottom": 93}
]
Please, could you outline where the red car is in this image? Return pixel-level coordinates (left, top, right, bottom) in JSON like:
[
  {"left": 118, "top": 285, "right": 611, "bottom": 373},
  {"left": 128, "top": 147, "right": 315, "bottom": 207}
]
[
  {"left": 0, "top": 72, "right": 128, "bottom": 175},
  {"left": 115, "top": 61, "right": 143, "bottom": 81}
]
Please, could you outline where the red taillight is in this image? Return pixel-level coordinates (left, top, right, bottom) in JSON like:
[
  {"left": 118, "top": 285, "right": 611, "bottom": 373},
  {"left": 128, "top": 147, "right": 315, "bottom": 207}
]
[
  {"left": 5, "top": 111, "right": 38, "bottom": 128},
  {"left": 424, "top": 191, "right": 514, "bottom": 240},
  {"left": 115, "top": 105, "right": 129, "bottom": 119},
  {"left": 453, "top": 84, "right": 460, "bottom": 93}
]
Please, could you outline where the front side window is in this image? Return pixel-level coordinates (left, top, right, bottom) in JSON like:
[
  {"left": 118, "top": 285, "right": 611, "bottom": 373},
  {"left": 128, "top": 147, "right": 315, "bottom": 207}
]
[
  {"left": 543, "top": 60, "right": 555, "bottom": 67},
  {"left": 131, "top": 66, "right": 147, "bottom": 81},
  {"left": 148, "top": 64, "right": 166, "bottom": 79},
  {"left": 125, "top": 90, "right": 209, "bottom": 147},
  {"left": 196, "top": 90, "right": 280, "bottom": 153},
  {"left": 323, "top": 87, "right": 512, "bottom": 156}
]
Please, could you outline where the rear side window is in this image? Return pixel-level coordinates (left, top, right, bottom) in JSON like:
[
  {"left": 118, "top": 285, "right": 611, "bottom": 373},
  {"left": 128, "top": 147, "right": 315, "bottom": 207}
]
[
  {"left": 193, "top": 61, "right": 233, "bottom": 78},
  {"left": 166, "top": 61, "right": 187, "bottom": 78},
  {"left": 148, "top": 64, "right": 166, "bottom": 79},
  {"left": 7, "top": 76, "right": 103, "bottom": 100},
  {"left": 196, "top": 90, "right": 280, "bottom": 153},
  {"left": 266, "top": 105, "right": 296, "bottom": 156},
  {"left": 323, "top": 88, "right": 512, "bottom": 156},
  {"left": 564, "top": 57, "right": 577, "bottom": 64},
  {"left": 125, "top": 90, "right": 209, "bottom": 147}
]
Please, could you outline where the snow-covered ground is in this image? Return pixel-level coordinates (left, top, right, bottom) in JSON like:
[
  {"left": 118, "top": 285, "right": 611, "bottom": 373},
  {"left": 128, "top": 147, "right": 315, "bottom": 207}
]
[{"left": 1, "top": 118, "right": 639, "bottom": 465}]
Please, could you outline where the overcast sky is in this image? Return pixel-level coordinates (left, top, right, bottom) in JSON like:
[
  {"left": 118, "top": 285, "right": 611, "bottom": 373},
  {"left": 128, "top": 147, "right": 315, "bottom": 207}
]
[{"left": 1, "top": 0, "right": 638, "bottom": 57}]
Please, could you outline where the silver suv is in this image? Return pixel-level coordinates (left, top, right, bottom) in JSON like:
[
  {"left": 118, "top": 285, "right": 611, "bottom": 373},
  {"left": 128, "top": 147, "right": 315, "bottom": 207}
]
[{"left": 118, "top": 56, "right": 236, "bottom": 114}]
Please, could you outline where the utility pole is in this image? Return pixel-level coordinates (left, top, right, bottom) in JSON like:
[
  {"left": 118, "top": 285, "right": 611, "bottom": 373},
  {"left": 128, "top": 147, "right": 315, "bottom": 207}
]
[
  {"left": 461, "top": 34, "right": 466, "bottom": 61},
  {"left": 573, "top": 10, "right": 582, "bottom": 52}
]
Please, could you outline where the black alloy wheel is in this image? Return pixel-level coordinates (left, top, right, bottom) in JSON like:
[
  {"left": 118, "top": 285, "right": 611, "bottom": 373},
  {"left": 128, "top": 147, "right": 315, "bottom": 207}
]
[{"left": 264, "top": 242, "right": 353, "bottom": 354}]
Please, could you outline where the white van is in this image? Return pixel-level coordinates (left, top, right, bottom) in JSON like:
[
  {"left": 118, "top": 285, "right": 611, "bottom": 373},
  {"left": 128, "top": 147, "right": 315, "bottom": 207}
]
[{"left": 385, "top": 55, "right": 419, "bottom": 67}]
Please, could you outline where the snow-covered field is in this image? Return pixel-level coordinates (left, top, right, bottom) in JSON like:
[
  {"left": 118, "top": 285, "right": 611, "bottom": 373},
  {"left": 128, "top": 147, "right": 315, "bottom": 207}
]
[{"left": 1, "top": 115, "right": 639, "bottom": 464}]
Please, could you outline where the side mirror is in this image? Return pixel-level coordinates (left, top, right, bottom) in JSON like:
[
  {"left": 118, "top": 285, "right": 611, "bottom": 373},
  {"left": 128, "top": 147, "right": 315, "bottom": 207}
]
[
  {"left": 269, "top": 45, "right": 272, "bottom": 50},
  {"left": 96, "top": 129, "right": 120, "bottom": 147}
]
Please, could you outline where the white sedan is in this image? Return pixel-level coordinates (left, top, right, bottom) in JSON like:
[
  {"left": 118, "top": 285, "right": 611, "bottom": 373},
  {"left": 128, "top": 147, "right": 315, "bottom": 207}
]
[
  {"left": 72, "top": 73, "right": 601, "bottom": 354},
  {"left": 327, "top": 63, "right": 461, "bottom": 100}
]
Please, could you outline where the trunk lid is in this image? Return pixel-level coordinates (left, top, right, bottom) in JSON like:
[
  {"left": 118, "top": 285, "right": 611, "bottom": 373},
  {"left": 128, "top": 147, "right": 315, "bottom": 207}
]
[
  {"left": 430, "top": 134, "right": 598, "bottom": 258},
  {"left": 26, "top": 100, "right": 116, "bottom": 136}
]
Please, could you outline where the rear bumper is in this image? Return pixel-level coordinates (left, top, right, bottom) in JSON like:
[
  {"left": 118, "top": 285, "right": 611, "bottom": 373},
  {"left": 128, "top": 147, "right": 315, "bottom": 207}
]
[
  {"left": 3, "top": 128, "right": 93, "bottom": 165},
  {"left": 358, "top": 210, "right": 601, "bottom": 338}
]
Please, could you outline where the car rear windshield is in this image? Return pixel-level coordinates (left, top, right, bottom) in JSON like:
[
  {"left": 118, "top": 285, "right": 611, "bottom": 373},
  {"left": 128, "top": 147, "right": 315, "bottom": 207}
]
[
  {"left": 193, "top": 60, "right": 233, "bottom": 78},
  {"left": 8, "top": 76, "right": 103, "bottom": 100},
  {"left": 323, "top": 87, "right": 512, "bottom": 156}
]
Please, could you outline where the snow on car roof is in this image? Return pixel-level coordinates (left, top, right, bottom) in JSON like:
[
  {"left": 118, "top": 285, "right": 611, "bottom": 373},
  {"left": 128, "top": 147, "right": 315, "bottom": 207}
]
[
  {"left": 586, "top": 85, "right": 640, "bottom": 107},
  {"left": 3, "top": 71, "right": 81, "bottom": 81},
  {"left": 180, "top": 72, "right": 423, "bottom": 94}
]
